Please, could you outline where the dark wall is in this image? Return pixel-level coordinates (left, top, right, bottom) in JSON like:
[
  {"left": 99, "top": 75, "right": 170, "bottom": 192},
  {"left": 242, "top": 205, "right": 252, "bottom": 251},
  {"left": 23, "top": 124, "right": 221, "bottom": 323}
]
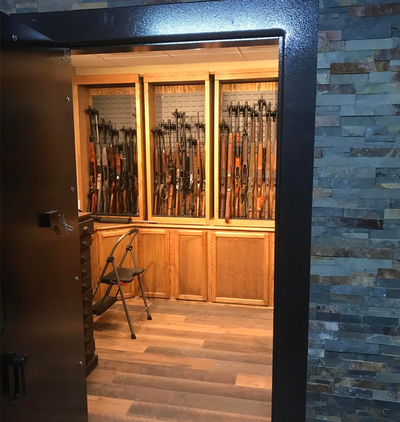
[{"left": 2, "top": 1, "right": 400, "bottom": 420}]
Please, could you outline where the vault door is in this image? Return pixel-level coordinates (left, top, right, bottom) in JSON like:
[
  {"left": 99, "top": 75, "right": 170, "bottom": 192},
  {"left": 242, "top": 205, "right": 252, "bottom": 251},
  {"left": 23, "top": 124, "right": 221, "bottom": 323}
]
[{"left": 0, "top": 12, "right": 88, "bottom": 422}]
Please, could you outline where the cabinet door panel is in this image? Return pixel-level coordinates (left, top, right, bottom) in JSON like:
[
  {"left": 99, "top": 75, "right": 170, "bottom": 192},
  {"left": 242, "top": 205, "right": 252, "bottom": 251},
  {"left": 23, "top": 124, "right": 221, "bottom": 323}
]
[
  {"left": 138, "top": 229, "right": 170, "bottom": 298},
  {"left": 211, "top": 231, "right": 273, "bottom": 306},
  {"left": 176, "top": 230, "right": 207, "bottom": 300}
]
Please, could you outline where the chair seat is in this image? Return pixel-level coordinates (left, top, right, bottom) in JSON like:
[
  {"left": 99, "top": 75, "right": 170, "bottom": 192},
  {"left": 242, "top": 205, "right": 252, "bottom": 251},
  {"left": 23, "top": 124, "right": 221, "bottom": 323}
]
[{"left": 101, "top": 267, "right": 144, "bottom": 284}]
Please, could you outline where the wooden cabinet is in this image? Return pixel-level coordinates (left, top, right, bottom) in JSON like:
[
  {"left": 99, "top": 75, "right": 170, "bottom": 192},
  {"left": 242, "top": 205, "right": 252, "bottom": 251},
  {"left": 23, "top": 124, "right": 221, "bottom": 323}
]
[
  {"left": 210, "top": 230, "right": 274, "bottom": 306},
  {"left": 73, "top": 74, "right": 146, "bottom": 220},
  {"left": 137, "top": 228, "right": 171, "bottom": 298},
  {"left": 213, "top": 70, "right": 278, "bottom": 228},
  {"left": 91, "top": 223, "right": 274, "bottom": 307},
  {"left": 143, "top": 72, "right": 213, "bottom": 225},
  {"left": 172, "top": 230, "right": 208, "bottom": 301}
]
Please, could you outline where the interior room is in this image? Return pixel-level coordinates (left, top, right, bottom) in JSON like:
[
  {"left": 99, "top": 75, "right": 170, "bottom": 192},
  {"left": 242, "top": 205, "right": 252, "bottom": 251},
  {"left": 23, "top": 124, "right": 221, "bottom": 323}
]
[{"left": 73, "top": 42, "right": 280, "bottom": 421}]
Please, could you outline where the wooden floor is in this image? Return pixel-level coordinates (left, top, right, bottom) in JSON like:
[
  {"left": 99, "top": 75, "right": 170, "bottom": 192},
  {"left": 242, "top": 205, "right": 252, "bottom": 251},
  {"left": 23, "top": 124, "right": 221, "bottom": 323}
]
[{"left": 87, "top": 298, "right": 273, "bottom": 422}]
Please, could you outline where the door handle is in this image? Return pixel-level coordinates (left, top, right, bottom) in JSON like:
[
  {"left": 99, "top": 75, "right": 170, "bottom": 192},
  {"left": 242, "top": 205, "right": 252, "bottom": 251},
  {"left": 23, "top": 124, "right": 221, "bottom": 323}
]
[{"left": 8, "top": 352, "right": 28, "bottom": 402}]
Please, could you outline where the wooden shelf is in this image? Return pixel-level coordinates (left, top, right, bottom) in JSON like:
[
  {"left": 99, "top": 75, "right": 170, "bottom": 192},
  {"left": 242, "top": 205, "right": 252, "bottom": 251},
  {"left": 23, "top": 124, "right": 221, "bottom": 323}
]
[
  {"left": 214, "top": 70, "right": 279, "bottom": 228},
  {"left": 73, "top": 74, "right": 146, "bottom": 220},
  {"left": 144, "top": 71, "right": 213, "bottom": 225}
]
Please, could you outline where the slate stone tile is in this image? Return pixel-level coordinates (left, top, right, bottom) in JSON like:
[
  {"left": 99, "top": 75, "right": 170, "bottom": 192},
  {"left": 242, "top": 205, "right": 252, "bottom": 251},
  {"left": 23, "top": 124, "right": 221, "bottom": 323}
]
[
  {"left": 368, "top": 249, "right": 394, "bottom": 259},
  {"left": 315, "top": 115, "right": 341, "bottom": 126},
  {"left": 380, "top": 345, "right": 400, "bottom": 356},
  {"left": 375, "top": 47, "right": 400, "bottom": 61},
  {"left": 369, "top": 71, "right": 400, "bottom": 82},
  {"left": 319, "top": 30, "right": 342, "bottom": 41},
  {"left": 384, "top": 209, "right": 400, "bottom": 219},
  {"left": 362, "top": 316, "right": 399, "bottom": 326},
  {"left": 348, "top": 3, "right": 400, "bottom": 18},
  {"left": 331, "top": 285, "right": 386, "bottom": 297},
  {"left": 351, "top": 147, "right": 400, "bottom": 157},
  {"left": 318, "top": 84, "right": 356, "bottom": 94},
  {"left": 377, "top": 268, "right": 400, "bottom": 279},
  {"left": 330, "top": 294, "right": 361, "bottom": 304},
  {"left": 319, "top": 40, "right": 346, "bottom": 52},
  {"left": 316, "top": 312, "right": 342, "bottom": 322},
  {"left": 327, "top": 217, "right": 383, "bottom": 230},
  {"left": 325, "top": 340, "right": 379, "bottom": 354},
  {"left": 342, "top": 126, "right": 366, "bottom": 136},
  {"left": 331, "top": 62, "right": 376, "bottom": 74},
  {"left": 315, "top": 126, "right": 343, "bottom": 136},
  {"left": 341, "top": 104, "right": 399, "bottom": 116},
  {"left": 346, "top": 38, "right": 394, "bottom": 51},
  {"left": 317, "top": 94, "right": 356, "bottom": 106}
]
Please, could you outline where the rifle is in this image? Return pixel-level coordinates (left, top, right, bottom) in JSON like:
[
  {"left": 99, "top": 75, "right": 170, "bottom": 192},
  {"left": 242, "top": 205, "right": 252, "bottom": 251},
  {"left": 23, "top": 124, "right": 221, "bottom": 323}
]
[
  {"left": 100, "top": 119, "right": 110, "bottom": 214},
  {"left": 256, "top": 99, "right": 265, "bottom": 218},
  {"left": 173, "top": 109, "right": 183, "bottom": 216},
  {"left": 219, "top": 120, "right": 229, "bottom": 219},
  {"left": 194, "top": 112, "right": 205, "bottom": 217},
  {"left": 93, "top": 112, "right": 102, "bottom": 213},
  {"left": 264, "top": 103, "right": 272, "bottom": 219},
  {"left": 181, "top": 113, "right": 189, "bottom": 216},
  {"left": 247, "top": 108, "right": 256, "bottom": 219},
  {"left": 120, "top": 128, "right": 129, "bottom": 214},
  {"left": 188, "top": 125, "right": 196, "bottom": 217},
  {"left": 152, "top": 127, "right": 161, "bottom": 215},
  {"left": 165, "top": 119, "right": 176, "bottom": 216},
  {"left": 225, "top": 103, "right": 235, "bottom": 223},
  {"left": 109, "top": 123, "right": 116, "bottom": 214},
  {"left": 85, "top": 106, "right": 98, "bottom": 212},
  {"left": 131, "top": 127, "right": 139, "bottom": 215},
  {"left": 234, "top": 103, "right": 241, "bottom": 218},
  {"left": 160, "top": 127, "right": 168, "bottom": 215},
  {"left": 271, "top": 108, "right": 278, "bottom": 220},
  {"left": 111, "top": 128, "right": 123, "bottom": 214},
  {"left": 240, "top": 102, "right": 250, "bottom": 217}
]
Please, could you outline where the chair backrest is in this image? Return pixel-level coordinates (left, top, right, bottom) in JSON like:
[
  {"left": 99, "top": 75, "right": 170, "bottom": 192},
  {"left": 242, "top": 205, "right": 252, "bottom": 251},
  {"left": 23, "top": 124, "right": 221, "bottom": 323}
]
[{"left": 108, "top": 228, "right": 139, "bottom": 268}]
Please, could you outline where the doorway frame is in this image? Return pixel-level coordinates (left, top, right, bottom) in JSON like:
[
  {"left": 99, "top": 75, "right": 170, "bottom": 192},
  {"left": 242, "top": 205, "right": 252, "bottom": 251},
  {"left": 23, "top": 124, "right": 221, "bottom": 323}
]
[{"left": 14, "top": 1, "right": 318, "bottom": 420}]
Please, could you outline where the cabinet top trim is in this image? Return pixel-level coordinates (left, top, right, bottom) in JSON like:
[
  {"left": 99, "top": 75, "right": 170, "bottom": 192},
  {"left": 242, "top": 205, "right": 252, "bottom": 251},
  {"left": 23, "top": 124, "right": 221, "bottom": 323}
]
[
  {"left": 144, "top": 70, "right": 210, "bottom": 84},
  {"left": 73, "top": 73, "right": 139, "bottom": 86}
]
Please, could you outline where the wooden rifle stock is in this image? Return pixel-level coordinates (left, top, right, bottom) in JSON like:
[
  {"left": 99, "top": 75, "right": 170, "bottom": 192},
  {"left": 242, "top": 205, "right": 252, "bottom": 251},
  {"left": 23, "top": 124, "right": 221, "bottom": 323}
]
[
  {"left": 115, "top": 153, "right": 122, "bottom": 214},
  {"left": 219, "top": 125, "right": 227, "bottom": 219},
  {"left": 234, "top": 131, "right": 241, "bottom": 218},
  {"left": 175, "top": 143, "right": 181, "bottom": 216},
  {"left": 153, "top": 130, "right": 161, "bottom": 215},
  {"left": 225, "top": 132, "right": 234, "bottom": 223},
  {"left": 196, "top": 139, "right": 202, "bottom": 217},
  {"left": 247, "top": 112, "right": 256, "bottom": 219}
]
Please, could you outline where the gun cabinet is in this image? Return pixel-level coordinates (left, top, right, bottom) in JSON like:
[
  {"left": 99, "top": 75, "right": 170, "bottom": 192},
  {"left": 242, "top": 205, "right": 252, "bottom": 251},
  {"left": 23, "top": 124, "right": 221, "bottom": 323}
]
[
  {"left": 73, "top": 74, "right": 146, "bottom": 221},
  {"left": 144, "top": 71, "right": 212, "bottom": 225},
  {"left": 214, "top": 70, "right": 278, "bottom": 228}
]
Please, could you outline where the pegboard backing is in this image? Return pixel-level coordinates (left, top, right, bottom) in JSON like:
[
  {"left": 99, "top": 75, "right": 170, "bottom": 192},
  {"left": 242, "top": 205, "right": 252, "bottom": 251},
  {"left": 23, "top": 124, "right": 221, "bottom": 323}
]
[
  {"left": 156, "top": 92, "right": 206, "bottom": 152},
  {"left": 222, "top": 90, "right": 277, "bottom": 121},
  {"left": 92, "top": 95, "right": 136, "bottom": 133}
]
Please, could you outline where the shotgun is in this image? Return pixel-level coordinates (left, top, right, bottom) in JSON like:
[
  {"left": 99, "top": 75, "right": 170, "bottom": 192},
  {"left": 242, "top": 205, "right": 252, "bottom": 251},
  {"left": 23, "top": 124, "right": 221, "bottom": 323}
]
[
  {"left": 225, "top": 103, "right": 235, "bottom": 223},
  {"left": 219, "top": 120, "right": 229, "bottom": 219},
  {"left": 240, "top": 102, "right": 250, "bottom": 217},
  {"left": 247, "top": 108, "right": 256, "bottom": 219},
  {"left": 234, "top": 103, "right": 241, "bottom": 218}
]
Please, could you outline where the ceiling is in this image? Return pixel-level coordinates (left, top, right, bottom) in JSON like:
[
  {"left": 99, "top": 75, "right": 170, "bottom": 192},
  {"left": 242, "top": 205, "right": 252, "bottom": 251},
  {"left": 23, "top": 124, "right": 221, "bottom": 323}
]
[{"left": 71, "top": 45, "right": 279, "bottom": 68}]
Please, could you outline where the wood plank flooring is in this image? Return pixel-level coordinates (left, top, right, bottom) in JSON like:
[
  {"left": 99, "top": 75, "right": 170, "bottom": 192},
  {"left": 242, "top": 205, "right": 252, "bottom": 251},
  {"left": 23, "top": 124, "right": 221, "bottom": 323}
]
[{"left": 88, "top": 298, "right": 273, "bottom": 422}]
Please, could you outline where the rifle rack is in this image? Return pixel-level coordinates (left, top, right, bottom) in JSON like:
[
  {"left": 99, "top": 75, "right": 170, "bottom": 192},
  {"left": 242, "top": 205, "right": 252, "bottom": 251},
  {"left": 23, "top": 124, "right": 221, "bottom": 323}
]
[
  {"left": 73, "top": 74, "right": 146, "bottom": 221},
  {"left": 214, "top": 70, "right": 278, "bottom": 228},
  {"left": 144, "top": 71, "right": 212, "bottom": 225}
]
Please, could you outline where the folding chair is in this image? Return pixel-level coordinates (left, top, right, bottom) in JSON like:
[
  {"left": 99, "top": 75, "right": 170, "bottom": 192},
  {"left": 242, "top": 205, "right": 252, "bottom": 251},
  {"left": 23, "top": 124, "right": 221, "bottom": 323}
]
[{"left": 92, "top": 228, "right": 152, "bottom": 339}]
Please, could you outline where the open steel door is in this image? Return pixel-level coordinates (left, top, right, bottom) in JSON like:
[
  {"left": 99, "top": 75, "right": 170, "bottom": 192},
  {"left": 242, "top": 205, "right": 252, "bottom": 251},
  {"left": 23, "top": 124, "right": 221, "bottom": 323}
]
[{"left": 0, "top": 12, "right": 88, "bottom": 422}]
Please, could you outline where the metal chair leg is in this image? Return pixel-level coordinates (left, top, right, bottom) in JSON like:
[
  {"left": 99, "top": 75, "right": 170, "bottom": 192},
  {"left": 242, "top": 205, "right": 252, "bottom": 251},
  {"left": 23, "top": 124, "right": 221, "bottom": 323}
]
[
  {"left": 137, "top": 275, "right": 152, "bottom": 321},
  {"left": 112, "top": 263, "right": 136, "bottom": 339}
]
